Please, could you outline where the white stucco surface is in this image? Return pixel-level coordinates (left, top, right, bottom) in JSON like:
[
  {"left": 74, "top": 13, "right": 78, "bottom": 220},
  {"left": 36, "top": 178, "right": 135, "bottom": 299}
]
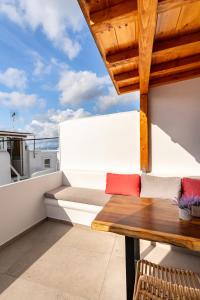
[
  {"left": 0, "top": 151, "right": 11, "bottom": 185},
  {"left": 150, "top": 77, "right": 200, "bottom": 176},
  {"left": 0, "top": 171, "right": 62, "bottom": 246},
  {"left": 26, "top": 150, "right": 58, "bottom": 177},
  {"left": 60, "top": 111, "right": 140, "bottom": 174}
]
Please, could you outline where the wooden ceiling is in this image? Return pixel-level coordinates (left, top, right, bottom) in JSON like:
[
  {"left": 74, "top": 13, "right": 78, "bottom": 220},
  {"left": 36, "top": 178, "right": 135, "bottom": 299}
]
[{"left": 78, "top": 0, "right": 200, "bottom": 95}]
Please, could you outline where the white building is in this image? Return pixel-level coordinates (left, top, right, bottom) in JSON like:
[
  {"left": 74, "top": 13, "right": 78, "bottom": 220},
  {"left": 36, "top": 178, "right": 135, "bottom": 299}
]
[{"left": 0, "top": 131, "right": 58, "bottom": 185}]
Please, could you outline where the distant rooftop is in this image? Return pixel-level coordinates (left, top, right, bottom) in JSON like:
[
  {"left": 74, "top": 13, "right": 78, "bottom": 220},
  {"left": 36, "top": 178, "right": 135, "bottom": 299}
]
[{"left": 0, "top": 130, "right": 33, "bottom": 138}]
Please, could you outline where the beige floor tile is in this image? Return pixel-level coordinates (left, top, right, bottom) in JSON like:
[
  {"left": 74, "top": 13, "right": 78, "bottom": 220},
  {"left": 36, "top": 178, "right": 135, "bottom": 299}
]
[
  {"left": 0, "top": 238, "right": 34, "bottom": 274},
  {"left": 112, "top": 235, "right": 154, "bottom": 259},
  {"left": 0, "top": 221, "right": 71, "bottom": 274},
  {"left": 57, "top": 225, "right": 116, "bottom": 254},
  {"left": 0, "top": 273, "right": 15, "bottom": 295},
  {"left": 26, "top": 221, "right": 72, "bottom": 244},
  {"left": 17, "top": 246, "right": 111, "bottom": 300},
  {"left": 111, "top": 235, "right": 125, "bottom": 257},
  {"left": 0, "top": 276, "right": 88, "bottom": 300},
  {"left": 6, "top": 240, "right": 56, "bottom": 278},
  {"left": 100, "top": 252, "right": 126, "bottom": 300}
]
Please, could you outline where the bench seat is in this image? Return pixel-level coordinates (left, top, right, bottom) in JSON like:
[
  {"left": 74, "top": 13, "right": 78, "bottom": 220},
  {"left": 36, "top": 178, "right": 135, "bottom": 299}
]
[
  {"left": 44, "top": 186, "right": 110, "bottom": 206},
  {"left": 44, "top": 186, "right": 111, "bottom": 226}
]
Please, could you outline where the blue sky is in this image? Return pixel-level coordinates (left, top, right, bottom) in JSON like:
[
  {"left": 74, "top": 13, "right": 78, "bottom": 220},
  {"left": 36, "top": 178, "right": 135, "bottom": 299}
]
[{"left": 0, "top": 0, "right": 139, "bottom": 137}]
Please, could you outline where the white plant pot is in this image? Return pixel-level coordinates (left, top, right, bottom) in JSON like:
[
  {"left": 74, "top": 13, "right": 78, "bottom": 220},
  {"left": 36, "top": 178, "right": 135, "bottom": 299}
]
[
  {"left": 179, "top": 208, "right": 192, "bottom": 221},
  {"left": 191, "top": 206, "right": 200, "bottom": 218}
]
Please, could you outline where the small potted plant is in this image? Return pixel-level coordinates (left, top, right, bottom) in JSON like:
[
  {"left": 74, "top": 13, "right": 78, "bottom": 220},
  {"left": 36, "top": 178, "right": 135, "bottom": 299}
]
[{"left": 176, "top": 197, "right": 192, "bottom": 221}]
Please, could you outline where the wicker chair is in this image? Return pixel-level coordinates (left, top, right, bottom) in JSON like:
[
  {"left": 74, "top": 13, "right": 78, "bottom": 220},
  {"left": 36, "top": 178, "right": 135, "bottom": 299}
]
[{"left": 134, "top": 260, "right": 200, "bottom": 300}]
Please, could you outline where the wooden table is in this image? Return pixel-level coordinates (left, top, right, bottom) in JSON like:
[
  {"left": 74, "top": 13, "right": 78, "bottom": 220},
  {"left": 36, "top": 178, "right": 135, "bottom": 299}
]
[{"left": 91, "top": 196, "right": 200, "bottom": 300}]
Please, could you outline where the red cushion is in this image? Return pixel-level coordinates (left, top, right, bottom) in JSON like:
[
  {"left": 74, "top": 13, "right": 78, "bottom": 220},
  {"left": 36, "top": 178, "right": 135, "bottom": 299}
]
[
  {"left": 182, "top": 178, "right": 200, "bottom": 197},
  {"left": 105, "top": 173, "right": 140, "bottom": 196}
]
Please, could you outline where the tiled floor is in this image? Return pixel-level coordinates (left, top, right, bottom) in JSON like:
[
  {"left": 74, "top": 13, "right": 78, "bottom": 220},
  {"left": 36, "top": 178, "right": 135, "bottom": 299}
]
[{"left": 0, "top": 220, "right": 199, "bottom": 300}]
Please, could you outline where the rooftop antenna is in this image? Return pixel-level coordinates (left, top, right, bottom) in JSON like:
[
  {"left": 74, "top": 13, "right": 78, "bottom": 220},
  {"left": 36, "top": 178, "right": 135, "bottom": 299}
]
[{"left": 10, "top": 111, "right": 18, "bottom": 129}]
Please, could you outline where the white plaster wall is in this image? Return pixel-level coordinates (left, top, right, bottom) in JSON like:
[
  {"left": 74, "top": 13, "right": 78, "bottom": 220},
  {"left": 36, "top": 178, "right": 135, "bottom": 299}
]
[
  {"left": 0, "top": 171, "right": 62, "bottom": 246},
  {"left": 149, "top": 77, "right": 200, "bottom": 176},
  {"left": 0, "top": 151, "right": 11, "bottom": 185},
  {"left": 28, "top": 150, "right": 58, "bottom": 176},
  {"left": 60, "top": 111, "right": 140, "bottom": 174}
]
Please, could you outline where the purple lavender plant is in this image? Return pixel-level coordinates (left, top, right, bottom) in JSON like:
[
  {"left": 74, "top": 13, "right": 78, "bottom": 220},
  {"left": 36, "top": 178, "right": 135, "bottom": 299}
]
[{"left": 178, "top": 195, "right": 200, "bottom": 210}]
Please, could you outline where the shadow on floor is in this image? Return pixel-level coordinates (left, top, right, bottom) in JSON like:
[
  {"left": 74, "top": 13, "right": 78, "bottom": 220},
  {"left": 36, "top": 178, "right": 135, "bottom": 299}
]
[
  {"left": 0, "top": 220, "right": 73, "bottom": 295},
  {"left": 140, "top": 244, "right": 155, "bottom": 259},
  {"left": 159, "top": 247, "right": 200, "bottom": 273}
]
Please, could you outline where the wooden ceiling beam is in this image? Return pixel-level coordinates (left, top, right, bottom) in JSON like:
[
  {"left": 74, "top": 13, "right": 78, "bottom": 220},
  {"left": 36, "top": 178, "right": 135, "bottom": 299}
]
[
  {"left": 114, "top": 70, "right": 139, "bottom": 82},
  {"left": 140, "top": 94, "right": 149, "bottom": 172},
  {"left": 118, "top": 66, "right": 200, "bottom": 94},
  {"left": 114, "top": 54, "right": 200, "bottom": 85},
  {"left": 138, "top": 0, "right": 158, "bottom": 94},
  {"left": 138, "top": 0, "right": 158, "bottom": 172},
  {"left": 153, "top": 31, "right": 200, "bottom": 53},
  {"left": 150, "top": 54, "right": 200, "bottom": 78},
  {"left": 150, "top": 67, "right": 200, "bottom": 87},
  {"left": 106, "top": 48, "right": 138, "bottom": 66},
  {"left": 118, "top": 83, "right": 140, "bottom": 94}
]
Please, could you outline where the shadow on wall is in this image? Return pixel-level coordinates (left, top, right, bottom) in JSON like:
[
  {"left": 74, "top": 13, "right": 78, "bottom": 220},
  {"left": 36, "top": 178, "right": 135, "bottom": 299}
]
[{"left": 149, "top": 78, "right": 200, "bottom": 165}]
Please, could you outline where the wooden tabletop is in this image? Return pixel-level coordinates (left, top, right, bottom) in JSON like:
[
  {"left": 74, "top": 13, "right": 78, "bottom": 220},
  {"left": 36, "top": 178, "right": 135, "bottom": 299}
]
[{"left": 92, "top": 196, "right": 200, "bottom": 251}]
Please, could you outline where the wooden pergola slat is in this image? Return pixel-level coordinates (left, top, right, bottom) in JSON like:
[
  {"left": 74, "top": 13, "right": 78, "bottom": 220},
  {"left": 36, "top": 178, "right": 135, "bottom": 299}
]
[
  {"left": 114, "top": 54, "right": 200, "bottom": 84},
  {"left": 150, "top": 67, "right": 200, "bottom": 86},
  {"left": 150, "top": 54, "right": 200, "bottom": 78},
  {"left": 118, "top": 66, "right": 200, "bottom": 94},
  {"left": 106, "top": 48, "right": 139, "bottom": 65},
  {"left": 114, "top": 70, "right": 139, "bottom": 82},
  {"left": 119, "top": 83, "right": 140, "bottom": 94}
]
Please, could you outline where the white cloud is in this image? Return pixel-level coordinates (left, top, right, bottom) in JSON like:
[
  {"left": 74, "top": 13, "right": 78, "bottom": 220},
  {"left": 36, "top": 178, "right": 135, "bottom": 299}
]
[
  {"left": 57, "top": 69, "right": 139, "bottom": 110},
  {"left": 0, "top": 0, "right": 84, "bottom": 59},
  {"left": 47, "top": 108, "right": 90, "bottom": 123},
  {"left": 32, "top": 53, "right": 68, "bottom": 77},
  {"left": 25, "top": 108, "right": 90, "bottom": 137},
  {"left": 33, "top": 57, "right": 51, "bottom": 77},
  {"left": 50, "top": 57, "right": 68, "bottom": 71},
  {"left": 25, "top": 120, "right": 58, "bottom": 138},
  {"left": 0, "top": 91, "right": 45, "bottom": 108},
  {"left": 97, "top": 87, "right": 140, "bottom": 111},
  {"left": 58, "top": 70, "right": 109, "bottom": 105},
  {"left": 0, "top": 67, "right": 27, "bottom": 90},
  {"left": 0, "top": 1, "right": 23, "bottom": 26}
]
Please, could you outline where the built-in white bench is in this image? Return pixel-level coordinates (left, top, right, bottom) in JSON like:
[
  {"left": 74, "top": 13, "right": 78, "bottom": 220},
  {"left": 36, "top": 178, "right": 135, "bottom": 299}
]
[
  {"left": 44, "top": 186, "right": 110, "bottom": 226},
  {"left": 44, "top": 170, "right": 111, "bottom": 226}
]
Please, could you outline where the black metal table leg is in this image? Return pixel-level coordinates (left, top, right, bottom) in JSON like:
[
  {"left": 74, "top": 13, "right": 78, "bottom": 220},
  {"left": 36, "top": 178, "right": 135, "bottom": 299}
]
[{"left": 125, "top": 236, "right": 140, "bottom": 300}]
